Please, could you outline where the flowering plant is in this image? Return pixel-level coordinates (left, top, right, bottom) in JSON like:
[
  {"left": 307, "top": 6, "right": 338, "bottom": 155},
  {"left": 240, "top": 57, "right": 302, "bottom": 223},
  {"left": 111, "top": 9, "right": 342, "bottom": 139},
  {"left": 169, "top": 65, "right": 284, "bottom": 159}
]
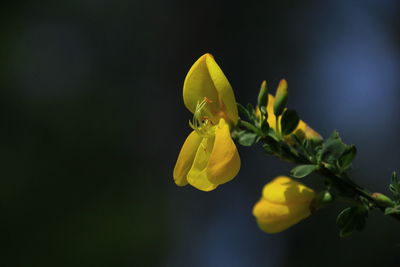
[{"left": 174, "top": 53, "right": 400, "bottom": 236}]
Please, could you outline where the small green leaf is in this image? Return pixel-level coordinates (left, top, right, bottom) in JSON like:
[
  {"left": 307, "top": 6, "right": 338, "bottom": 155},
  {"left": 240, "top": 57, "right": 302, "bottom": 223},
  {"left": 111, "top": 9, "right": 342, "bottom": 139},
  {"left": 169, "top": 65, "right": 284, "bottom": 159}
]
[
  {"left": 290, "top": 164, "right": 318, "bottom": 178},
  {"left": 390, "top": 171, "right": 400, "bottom": 201},
  {"left": 280, "top": 109, "right": 300, "bottom": 136},
  {"left": 385, "top": 205, "right": 400, "bottom": 215},
  {"left": 238, "top": 132, "right": 258, "bottom": 146},
  {"left": 339, "top": 145, "right": 357, "bottom": 171},
  {"left": 336, "top": 206, "right": 368, "bottom": 237},
  {"left": 336, "top": 207, "right": 354, "bottom": 237},
  {"left": 237, "top": 103, "right": 250, "bottom": 120},
  {"left": 318, "top": 131, "right": 347, "bottom": 163}
]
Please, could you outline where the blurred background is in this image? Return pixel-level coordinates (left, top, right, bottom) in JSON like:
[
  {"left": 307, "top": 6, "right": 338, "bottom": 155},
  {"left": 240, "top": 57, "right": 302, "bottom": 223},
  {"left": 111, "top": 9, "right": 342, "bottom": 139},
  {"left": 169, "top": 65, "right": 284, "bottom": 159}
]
[{"left": 1, "top": 0, "right": 400, "bottom": 266}]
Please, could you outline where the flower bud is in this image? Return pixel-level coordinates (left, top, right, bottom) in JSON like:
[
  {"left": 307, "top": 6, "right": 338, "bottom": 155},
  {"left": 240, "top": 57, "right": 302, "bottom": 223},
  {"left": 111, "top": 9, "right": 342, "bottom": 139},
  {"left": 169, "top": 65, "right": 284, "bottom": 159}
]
[
  {"left": 372, "top": 192, "right": 394, "bottom": 207},
  {"left": 310, "top": 191, "right": 333, "bottom": 212},
  {"left": 257, "top": 80, "right": 268, "bottom": 112},
  {"left": 273, "top": 79, "right": 288, "bottom": 116},
  {"left": 252, "top": 176, "right": 315, "bottom": 233}
]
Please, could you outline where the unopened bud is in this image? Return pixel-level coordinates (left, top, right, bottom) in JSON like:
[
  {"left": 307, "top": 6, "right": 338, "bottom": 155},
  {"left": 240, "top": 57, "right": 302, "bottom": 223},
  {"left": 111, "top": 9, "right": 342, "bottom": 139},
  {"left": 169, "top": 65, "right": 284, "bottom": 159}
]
[
  {"left": 273, "top": 79, "right": 288, "bottom": 116},
  {"left": 321, "top": 191, "right": 333, "bottom": 203},
  {"left": 257, "top": 80, "right": 269, "bottom": 111},
  {"left": 372, "top": 192, "right": 394, "bottom": 207},
  {"left": 311, "top": 191, "right": 333, "bottom": 212}
]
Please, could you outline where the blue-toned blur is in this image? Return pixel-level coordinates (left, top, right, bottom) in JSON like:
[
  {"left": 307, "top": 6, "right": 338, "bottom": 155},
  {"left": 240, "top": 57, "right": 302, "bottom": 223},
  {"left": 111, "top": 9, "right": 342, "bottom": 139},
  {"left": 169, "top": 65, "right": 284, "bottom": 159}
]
[{"left": 1, "top": 1, "right": 400, "bottom": 266}]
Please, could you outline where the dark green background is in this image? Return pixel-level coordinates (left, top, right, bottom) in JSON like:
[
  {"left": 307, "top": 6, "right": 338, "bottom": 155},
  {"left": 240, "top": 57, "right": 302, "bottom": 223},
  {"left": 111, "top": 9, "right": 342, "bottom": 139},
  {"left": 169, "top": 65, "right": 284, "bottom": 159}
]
[{"left": 1, "top": 1, "right": 400, "bottom": 266}]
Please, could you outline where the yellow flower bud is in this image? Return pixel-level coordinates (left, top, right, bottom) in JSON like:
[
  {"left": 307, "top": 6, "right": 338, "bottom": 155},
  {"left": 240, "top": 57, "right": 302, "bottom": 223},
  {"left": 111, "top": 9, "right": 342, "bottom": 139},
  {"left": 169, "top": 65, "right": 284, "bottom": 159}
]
[{"left": 252, "top": 176, "right": 315, "bottom": 233}]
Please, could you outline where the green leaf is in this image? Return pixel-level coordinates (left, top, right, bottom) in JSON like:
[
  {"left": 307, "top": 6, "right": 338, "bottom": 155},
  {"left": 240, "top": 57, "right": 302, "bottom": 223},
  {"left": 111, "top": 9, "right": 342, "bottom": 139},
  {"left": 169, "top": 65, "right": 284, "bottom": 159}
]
[
  {"left": 290, "top": 164, "right": 318, "bottom": 178},
  {"left": 318, "top": 131, "right": 347, "bottom": 163},
  {"left": 280, "top": 109, "right": 300, "bottom": 136},
  {"left": 336, "top": 206, "right": 368, "bottom": 237},
  {"left": 246, "top": 103, "right": 256, "bottom": 120},
  {"left": 385, "top": 205, "right": 400, "bottom": 215},
  {"left": 389, "top": 171, "right": 400, "bottom": 201},
  {"left": 237, "top": 103, "right": 250, "bottom": 120},
  {"left": 238, "top": 132, "right": 258, "bottom": 146},
  {"left": 339, "top": 145, "right": 357, "bottom": 171}
]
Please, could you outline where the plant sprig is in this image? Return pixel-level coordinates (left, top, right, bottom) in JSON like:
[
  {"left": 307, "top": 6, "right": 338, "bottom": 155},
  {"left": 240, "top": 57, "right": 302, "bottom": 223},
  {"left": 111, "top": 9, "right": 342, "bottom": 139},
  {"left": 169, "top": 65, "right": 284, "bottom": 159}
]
[{"left": 232, "top": 81, "right": 400, "bottom": 237}]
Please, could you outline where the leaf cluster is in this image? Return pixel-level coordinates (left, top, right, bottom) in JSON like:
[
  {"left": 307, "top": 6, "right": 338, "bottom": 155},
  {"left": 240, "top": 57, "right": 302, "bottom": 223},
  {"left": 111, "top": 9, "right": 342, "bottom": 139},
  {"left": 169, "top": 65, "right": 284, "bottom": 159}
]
[
  {"left": 316, "top": 131, "right": 356, "bottom": 175},
  {"left": 336, "top": 202, "right": 369, "bottom": 237},
  {"left": 385, "top": 172, "right": 400, "bottom": 215}
]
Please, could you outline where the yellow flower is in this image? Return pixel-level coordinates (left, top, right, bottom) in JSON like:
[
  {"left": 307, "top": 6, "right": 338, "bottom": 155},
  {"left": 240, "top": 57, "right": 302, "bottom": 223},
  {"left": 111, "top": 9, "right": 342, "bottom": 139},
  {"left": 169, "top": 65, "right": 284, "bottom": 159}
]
[
  {"left": 173, "top": 54, "right": 240, "bottom": 191},
  {"left": 252, "top": 176, "right": 315, "bottom": 233},
  {"left": 259, "top": 82, "right": 322, "bottom": 141}
]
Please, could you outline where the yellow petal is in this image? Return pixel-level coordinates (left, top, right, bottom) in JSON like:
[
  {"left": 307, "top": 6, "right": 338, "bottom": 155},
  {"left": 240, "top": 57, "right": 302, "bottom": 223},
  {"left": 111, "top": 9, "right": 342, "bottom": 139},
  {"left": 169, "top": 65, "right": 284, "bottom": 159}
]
[
  {"left": 183, "top": 54, "right": 238, "bottom": 125},
  {"left": 295, "top": 120, "right": 322, "bottom": 141},
  {"left": 262, "top": 176, "right": 315, "bottom": 204},
  {"left": 252, "top": 198, "right": 311, "bottom": 233},
  {"left": 205, "top": 55, "right": 238, "bottom": 125},
  {"left": 187, "top": 136, "right": 218, "bottom": 192},
  {"left": 207, "top": 118, "right": 241, "bottom": 185},
  {"left": 173, "top": 131, "right": 203, "bottom": 186},
  {"left": 252, "top": 176, "right": 315, "bottom": 233},
  {"left": 266, "top": 94, "right": 276, "bottom": 130},
  {"left": 183, "top": 54, "right": 219, "bottom": 116}
]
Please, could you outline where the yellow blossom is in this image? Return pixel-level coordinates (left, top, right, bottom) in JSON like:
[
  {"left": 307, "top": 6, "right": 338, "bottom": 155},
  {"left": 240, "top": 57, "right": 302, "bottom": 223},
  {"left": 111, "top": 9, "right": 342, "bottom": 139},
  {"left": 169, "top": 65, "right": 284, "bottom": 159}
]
[
  {"left": 257, "top": 81, "right": 322, "bottom": 141},
  {"left": 173, "top": 54, "right": 240, "bottom": 191},
  {"left": 252, "top": 176, "right": 315, "bottom": 233}
]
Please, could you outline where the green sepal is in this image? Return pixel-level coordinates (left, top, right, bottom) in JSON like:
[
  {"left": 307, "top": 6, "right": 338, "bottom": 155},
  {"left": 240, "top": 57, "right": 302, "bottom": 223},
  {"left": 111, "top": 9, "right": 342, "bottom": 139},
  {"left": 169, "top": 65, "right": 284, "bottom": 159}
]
[
  {"left": 273, "top": 79, "right": 288, "bottom": 116},
  {"left": 260, "top": 106, "right": 267, "bottom": 116},
  {"left": 280, "top": 109, "right": 299, "bottom": 136},
  {"left": 336, "top": 206, "right": 368, "bottom": 237},
  {"left": 290, "top": 164, "right": 318, "bottom": 178}
]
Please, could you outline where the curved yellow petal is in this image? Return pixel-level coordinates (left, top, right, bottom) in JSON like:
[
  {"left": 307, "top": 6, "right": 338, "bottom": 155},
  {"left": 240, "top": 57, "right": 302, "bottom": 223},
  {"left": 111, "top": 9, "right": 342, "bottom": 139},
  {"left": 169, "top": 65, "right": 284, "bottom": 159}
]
[
  {"left": 266, "top": 94, "right": 276, "bottom": 130},
  {"left": 173, "top": 131, "right": 203, "bottom": 186},
  {"left": 187, "top": 136, "right": 218, "bottom": 192},
  {"left": 252, "top": 198, "right": 312, "bottom": 233},
  {"left": 262, "top": 176, "right": 315, "bottom": 204},
  {"left": 183, "top": 54, "right": 219, "bottom": 116},
  {"left": 206, "top": 118, "right": 240, "bottom": 185},
  {"left": 205, "top": 55, "right": 238, "bottom": 125},
  {"left": 295, "top": 120, "right": 322, "bottom": 141},
  {"left": 252, "top": 176, "right": 315, "bottom": 233}
]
